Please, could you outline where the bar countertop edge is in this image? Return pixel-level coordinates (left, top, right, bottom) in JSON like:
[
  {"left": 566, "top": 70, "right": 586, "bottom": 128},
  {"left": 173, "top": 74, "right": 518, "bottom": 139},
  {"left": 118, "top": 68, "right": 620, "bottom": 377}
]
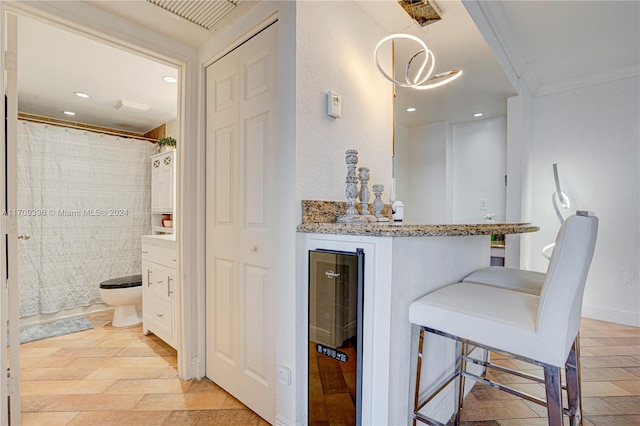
[{"left": 296, "top": 222, "right": 539, "bottom": 237}]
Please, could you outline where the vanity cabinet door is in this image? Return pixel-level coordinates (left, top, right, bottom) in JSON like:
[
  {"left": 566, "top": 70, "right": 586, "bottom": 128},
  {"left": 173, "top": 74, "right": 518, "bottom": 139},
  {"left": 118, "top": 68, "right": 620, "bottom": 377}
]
[{"left": 141, "top": 256, "right": 177, "bottom": 349}]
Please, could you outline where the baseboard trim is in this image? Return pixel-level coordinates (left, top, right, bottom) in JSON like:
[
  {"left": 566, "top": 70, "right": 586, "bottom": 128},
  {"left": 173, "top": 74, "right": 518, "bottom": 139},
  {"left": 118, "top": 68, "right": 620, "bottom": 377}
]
[
  {"left": 274, "top": 413, "right": 300, "bottom": 426},
  {"left": 583, "top": 306, "right": 640, "bottom": 327}
]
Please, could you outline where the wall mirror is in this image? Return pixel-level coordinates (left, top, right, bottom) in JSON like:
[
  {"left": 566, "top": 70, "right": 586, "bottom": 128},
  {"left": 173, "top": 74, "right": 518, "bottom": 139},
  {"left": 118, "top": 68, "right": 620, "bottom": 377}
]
[{"left": 388, "top": 0, "right": 517, "bottom": 224}]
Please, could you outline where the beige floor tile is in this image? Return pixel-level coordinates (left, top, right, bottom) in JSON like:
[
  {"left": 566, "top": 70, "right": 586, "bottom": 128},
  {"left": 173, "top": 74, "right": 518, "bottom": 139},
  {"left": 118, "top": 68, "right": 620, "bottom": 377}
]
[
  {"left": 585, "top": 414, "right": 640, "bottom": 425},
  {"left": 21, "top": 411, "right": 79, "bottom": 425},
  {"left": 102, "top": 378, "right": 188, "bottom": 394},
  {"left": 21, "top": 379, "right": 116, "bottom": 395},
  {"left": 95, "top": 338, "right": 151, "bottom": 348},
  {"left": 19, "top": 355, "right": 76, "bottom": 368},
  {"left": 460, "top": 399, "right": 540, "bottom": 421},
  {"left": 581, "top": 381, "right": 633, "bottom": 397},
  {"left": 133, "top": 391, "right": 228, "bottom": 410},
  {"left": 581, "top": 367, "right": 640, "bottom": 382},
  {"left": 163, "top": 409, "right": 262, "bottom": 425},
  {"left": 19, "top": 346, "right": 64, "bottom": 358},
  {"left": 581, "top": 346, "right": 640, "bottom": 357},
  {"left": 84, "top": 366, "right": 173, "bottom": 380},
  {"left": 579, "top": 338, "right": 605, "bottom": 347},
  {"left": 21, "top": 394, "right": 63, "bottom": 412},
  {"left": 582, "top": 397, "right": 624, "bottom": 416},
  {"left": 67, "top": 410, "right": 173, "bottom": 425},
  {"left": 36, "top": 394, "right": 144, "bottom": 412},
  {"left": 21, "top": 366, "right": 96, "bottom": 381},
  {"left": 48, "top": 347, "right": 123, "bottom": 358},
  {"left": 114, "top": 346, "right": 174, "bottom": 357},
  {"left": 600, "top": 396, "right": 640, "bottom": 415},
  {"left": 71, "top": 356, "right": 145, "bottom": 368},
  {"left": 611, "top": 380, "right": 640, "bottom": 395},
  {"left": 581, "top": 355, "right": 640, "bottom": 369},
  {"left": 185, "top": 378, "right": 226, "bottom": 393},
  {"left": 137, "top": 356, "right": 177, "bottom": 368},
  {"left": 222, "top": 394, "right": 251, "bottom": 410}
]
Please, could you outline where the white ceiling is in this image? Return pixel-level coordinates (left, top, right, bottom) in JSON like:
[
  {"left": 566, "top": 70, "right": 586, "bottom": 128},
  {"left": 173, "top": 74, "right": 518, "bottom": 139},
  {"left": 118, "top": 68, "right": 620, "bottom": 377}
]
[
  {"left": 17, "top": 14, "right": 179, "bottom": 134},
  {"left": 15, "top": 0, "right": 639, "bottom": 133}
]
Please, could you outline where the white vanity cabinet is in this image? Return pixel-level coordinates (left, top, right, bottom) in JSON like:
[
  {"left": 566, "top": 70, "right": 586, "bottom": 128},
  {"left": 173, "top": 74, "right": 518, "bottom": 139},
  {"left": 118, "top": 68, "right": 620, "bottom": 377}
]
[
  {"left": 141, "top": 235, "right": 177, "bottom": 349},
  {"left": 150, "top": 150, "right": 175, "bottom": 234}
]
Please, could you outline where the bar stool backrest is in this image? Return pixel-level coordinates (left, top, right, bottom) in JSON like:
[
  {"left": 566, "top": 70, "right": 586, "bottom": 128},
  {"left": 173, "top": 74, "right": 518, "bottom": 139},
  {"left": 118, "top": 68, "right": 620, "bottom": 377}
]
[{"left": 536, "top": 214, "right": 599, "bottom": 366}]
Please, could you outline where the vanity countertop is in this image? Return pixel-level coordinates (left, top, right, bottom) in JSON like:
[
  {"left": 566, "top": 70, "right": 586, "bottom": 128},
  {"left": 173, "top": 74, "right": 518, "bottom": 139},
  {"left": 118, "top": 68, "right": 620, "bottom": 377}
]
[
  {"left": 141, "top": 234, "right": 176, "bottom": 249},
  {"left": 296, "top": 222, "right": 538, "bottom": 237}
]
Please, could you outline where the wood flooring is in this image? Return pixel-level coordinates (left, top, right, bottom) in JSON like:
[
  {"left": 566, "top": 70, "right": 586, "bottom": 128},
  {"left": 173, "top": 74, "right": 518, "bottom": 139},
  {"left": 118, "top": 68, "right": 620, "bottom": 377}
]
[{"left": 18, "top": 314, "right": 639, "bottom": 425}]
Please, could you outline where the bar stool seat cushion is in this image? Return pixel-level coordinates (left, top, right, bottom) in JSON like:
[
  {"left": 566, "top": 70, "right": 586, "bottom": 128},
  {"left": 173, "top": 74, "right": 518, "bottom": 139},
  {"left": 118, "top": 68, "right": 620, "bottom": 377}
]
[
  {"left": 409, "top": 282, "right": 567, "bottom": 367},
  {"left": 462, "top": 266, "right": 545, "bottom": 295}
]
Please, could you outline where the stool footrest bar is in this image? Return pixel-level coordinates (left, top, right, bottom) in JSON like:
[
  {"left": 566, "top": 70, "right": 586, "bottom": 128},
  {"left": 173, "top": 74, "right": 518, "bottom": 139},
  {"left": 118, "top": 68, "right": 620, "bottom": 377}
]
[
  {"left": 415, "top": 369, "right": 460, "bottom": 412},
  {"left": 463, "top": 355, "right": 545, "bottom": 384}
]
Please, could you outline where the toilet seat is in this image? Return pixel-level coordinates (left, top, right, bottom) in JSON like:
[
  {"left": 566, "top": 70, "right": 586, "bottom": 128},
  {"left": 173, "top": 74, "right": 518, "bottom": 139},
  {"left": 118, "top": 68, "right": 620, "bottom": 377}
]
[{"left": 99, "top": 274, "right": 142, "bottom": 289}]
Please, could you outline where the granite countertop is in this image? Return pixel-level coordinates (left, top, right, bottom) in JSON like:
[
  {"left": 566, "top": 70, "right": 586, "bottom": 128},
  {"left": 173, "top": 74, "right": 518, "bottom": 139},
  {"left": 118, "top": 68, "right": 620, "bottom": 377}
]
[{"left": 296, "top": 222, "right": 539, "bottom": 237}]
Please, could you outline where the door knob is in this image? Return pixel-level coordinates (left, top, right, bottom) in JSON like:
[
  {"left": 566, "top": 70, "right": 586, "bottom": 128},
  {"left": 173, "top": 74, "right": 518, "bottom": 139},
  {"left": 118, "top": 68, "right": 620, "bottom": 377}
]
[{"left": 18, "top": 233, "right": 30, "bottom": 240}]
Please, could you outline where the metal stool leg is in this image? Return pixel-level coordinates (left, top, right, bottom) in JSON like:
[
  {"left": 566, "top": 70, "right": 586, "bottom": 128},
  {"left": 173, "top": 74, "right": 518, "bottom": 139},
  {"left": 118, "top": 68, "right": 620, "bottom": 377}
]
[
  {"left": 566, "top": 336, "right": 583, "bottom": 425},
  {"left": 413, "top": 328, "right": 425, "bottom": 426},
  {"left": 544, "top": 366, "right": 564, "bottom": 426}
]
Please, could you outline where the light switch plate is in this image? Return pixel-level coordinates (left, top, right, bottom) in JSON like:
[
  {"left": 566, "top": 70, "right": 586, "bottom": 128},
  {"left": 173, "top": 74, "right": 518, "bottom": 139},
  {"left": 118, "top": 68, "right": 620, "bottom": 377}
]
[{"left": 327, "top": 91, "right": 341, "bottom": 118}]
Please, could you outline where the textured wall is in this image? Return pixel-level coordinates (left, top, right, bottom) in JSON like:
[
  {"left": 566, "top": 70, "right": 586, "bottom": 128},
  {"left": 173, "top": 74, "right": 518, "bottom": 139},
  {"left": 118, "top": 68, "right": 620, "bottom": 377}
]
[
  {"left": 528, "top": 76, "right": 640, "bottom": 325},
  {"left": 296, "top": 1, "right": 393, "bottom": 206}
]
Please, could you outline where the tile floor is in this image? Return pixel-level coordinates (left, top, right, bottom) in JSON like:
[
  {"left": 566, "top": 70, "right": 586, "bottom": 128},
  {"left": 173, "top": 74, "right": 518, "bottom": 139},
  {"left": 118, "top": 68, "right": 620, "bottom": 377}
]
[
  {"left": 18, "top": 314, "right": 639, "bottom": 425},
  {"left": 20, "top": 312, "right": 269, "bottom": 425}
]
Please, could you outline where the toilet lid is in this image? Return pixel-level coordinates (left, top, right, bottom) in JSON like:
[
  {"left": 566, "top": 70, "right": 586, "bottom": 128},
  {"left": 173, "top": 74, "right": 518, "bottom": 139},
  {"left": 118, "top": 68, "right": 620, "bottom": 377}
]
[{"left": 99, "top": 274, "right": 143, "bottom": 289}]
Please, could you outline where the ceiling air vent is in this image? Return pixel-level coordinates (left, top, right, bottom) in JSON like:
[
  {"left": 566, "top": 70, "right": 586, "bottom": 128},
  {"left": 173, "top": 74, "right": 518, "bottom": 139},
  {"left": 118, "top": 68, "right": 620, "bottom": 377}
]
[
  {"left": 146, "top": 0, "right": 241, "bottom": 31},
  {"left": 398, "top": 0, "right": 442, "bottom": 27}
]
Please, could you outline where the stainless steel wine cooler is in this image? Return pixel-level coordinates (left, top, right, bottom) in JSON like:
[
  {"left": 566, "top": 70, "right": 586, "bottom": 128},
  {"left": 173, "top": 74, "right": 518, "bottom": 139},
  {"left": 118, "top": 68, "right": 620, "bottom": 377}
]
[{"left": 308, "top": 248, "right": 364, "bottom": 426}]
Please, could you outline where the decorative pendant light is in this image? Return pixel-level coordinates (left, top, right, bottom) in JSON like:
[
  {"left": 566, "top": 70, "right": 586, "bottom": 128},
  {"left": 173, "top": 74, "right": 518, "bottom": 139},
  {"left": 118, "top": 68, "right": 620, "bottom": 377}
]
[{"left": 374, "top": 33, "right": 461, "bottom": 90}]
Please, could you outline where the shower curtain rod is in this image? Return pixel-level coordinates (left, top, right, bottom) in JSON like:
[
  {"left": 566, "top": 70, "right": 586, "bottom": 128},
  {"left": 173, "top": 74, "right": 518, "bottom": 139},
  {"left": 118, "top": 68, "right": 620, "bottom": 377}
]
[{"left": 18, "top": 113, "right": 160, "bottom": 143}]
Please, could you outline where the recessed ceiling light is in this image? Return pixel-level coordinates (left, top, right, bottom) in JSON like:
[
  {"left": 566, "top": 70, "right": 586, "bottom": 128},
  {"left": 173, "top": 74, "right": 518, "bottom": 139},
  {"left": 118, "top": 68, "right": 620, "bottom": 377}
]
[
  {"left": 473, "top": 112, "right": 484, "bottom": 117},
  {"left": 162, "top": 76, "right": 177, "bottom": 83},
  {"left": 406, "top": 107, "right": 416, "bottom": 112},
  {"left": 74, "top": 91, "right": 90, "bottom": 98},
  {"left": 63, "top": 111, "right": 76, "bottom": 116}
]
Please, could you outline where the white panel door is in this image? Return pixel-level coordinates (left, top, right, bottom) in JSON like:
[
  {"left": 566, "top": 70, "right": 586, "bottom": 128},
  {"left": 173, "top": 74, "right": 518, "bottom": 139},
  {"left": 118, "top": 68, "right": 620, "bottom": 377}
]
[
  {"left": 2, "top": 12, "right": 21, "bottom": 425},
  {"left": 205, "top": 22, "right": 277, "bottom": 423}
]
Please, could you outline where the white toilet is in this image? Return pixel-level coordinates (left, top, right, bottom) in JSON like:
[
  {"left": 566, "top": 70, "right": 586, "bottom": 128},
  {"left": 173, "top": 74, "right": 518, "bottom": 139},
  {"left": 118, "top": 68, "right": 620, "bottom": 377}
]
[{"left": 99, "top": 274, "right": 142, "bottom": 327}]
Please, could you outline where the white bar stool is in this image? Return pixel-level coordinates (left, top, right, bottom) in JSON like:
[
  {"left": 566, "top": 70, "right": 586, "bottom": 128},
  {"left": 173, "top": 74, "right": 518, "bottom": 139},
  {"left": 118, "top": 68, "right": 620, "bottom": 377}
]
[{"left": 409, "top": 213, "right": 598, "bottom": 426}]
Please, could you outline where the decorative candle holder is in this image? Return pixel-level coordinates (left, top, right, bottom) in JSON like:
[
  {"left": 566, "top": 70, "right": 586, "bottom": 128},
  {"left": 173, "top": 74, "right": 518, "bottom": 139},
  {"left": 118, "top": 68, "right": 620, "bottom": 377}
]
[
  {"left": 372, "top": 184, "right": 388, "bottom": 222},
  {"left": 337, "top": 150, "right": 366, "bottom": 223},
  {"left": 358, "top": 167, "right": 371, "bottom": 215}
]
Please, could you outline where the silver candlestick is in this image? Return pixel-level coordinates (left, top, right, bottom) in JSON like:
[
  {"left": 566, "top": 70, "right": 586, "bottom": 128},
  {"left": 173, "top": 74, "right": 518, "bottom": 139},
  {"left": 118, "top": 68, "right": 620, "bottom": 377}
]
[
  {"left": 337, "top": 150, "right": 366, "bottom": 223},
  {"left": 358, "top": 167, "right": 377, "bottom": 222},
  {"left": 358, "top": 167, "right": 371, "bottom": 215}
]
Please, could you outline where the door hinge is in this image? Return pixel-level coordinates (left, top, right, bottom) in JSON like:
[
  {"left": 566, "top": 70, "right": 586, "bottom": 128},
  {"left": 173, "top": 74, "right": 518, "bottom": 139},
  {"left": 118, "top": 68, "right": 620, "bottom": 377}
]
[{"left": 4, "top": 51, "right": 16, "bottom": 71}]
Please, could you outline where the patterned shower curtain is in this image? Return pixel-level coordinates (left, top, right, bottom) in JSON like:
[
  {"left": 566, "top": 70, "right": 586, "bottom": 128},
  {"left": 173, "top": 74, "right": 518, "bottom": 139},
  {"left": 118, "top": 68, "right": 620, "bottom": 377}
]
[{"left": 17, "top": 120, "right": 156, "bottom": 318}]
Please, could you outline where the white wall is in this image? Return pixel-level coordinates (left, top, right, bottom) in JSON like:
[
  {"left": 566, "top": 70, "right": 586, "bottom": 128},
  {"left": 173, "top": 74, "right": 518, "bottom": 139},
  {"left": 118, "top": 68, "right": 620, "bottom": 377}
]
[
  {"left": 296, "top": 1, "right": 393, "bottom": 205},
  {"left": 452, "top": 116, "right": 507, "bottom": 223},
  {"left": 526, "top": 76, "right": 640, "bottom": 326},
  {"left": 393, "top": 122, "right": 409, "bottom": 204},
  {"left": 405, "top": 122, "right": 448, "bottom": 222},
  {"left": 396, "top": 117, "right": 507, "bottom": 225}
]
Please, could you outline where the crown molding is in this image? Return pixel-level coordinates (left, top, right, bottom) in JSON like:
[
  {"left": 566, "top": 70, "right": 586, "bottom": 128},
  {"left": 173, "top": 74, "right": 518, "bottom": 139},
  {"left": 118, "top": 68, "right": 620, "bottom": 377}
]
[
  {"left": 537, "top": 63, "right": 640, "bottom": 97},
  {"left": 462, "top": 0, "right": 540, "bottom": 96}
]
